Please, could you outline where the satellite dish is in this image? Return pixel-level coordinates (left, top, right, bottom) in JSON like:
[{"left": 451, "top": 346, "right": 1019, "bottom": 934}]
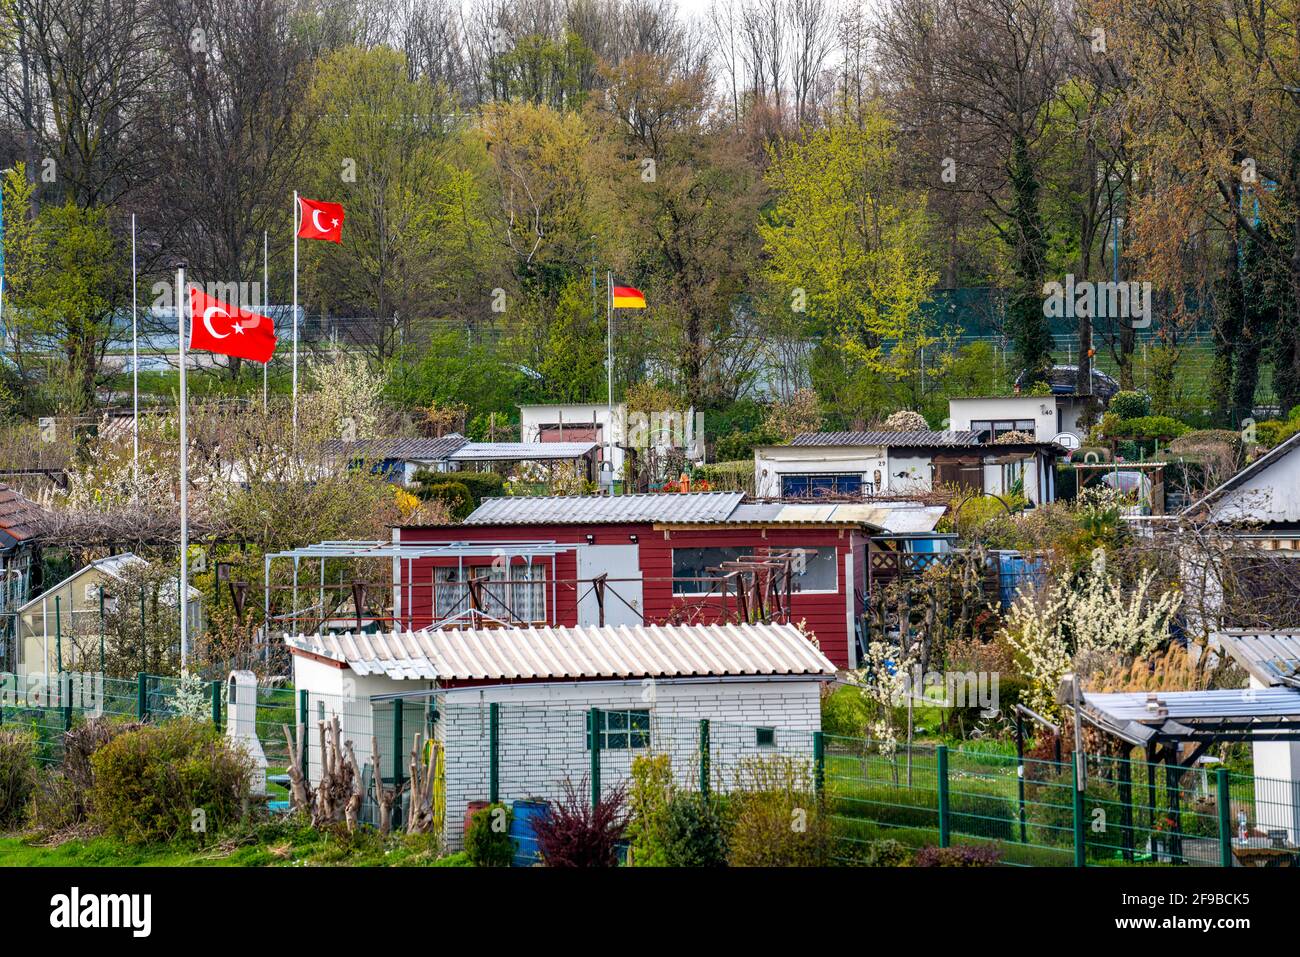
[{"left": 1053, "top": 432, "right": 1081, "bottom": 450}]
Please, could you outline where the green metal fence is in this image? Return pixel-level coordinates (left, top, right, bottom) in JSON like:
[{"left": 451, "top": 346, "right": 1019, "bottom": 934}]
[
  {"left": 5, "top": 672, "right": 1298, "bottom": 867},
  {"left": 823, "top": 735, "right": 1298, "bottom": 867}
]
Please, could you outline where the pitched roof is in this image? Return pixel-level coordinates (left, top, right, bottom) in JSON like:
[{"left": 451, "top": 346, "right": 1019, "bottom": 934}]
[
  {"left": 0, "top": 484, "right": 47, "bottom": 550},
  {"left": 464, "top": 491, "right": 745, "bottom": 525},
  {"left": 787, "top": 430, "right": 980, "bottom": 448},
  {"left": 321, "top": 435, "right": 468, "bottom": 461},
  {"left": 1214, "top": 631, "right": 1300, "bottom": 688},
  {"left": 285, "top": 622, "right": 837, "bottom": 682},
  {"left": 1182, "top": 430, "right": 1300, "bottom": 520},
  {"left": 449, "top": 441, "right": 598, "bottom": 461}
]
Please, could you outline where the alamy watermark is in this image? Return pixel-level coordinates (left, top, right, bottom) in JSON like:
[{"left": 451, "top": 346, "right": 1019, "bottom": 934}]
[{"left": 1042, "top": 274, "right": 1152, "bottom": 329}]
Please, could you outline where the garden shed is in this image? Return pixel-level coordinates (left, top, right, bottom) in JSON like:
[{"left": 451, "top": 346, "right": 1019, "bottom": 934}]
[{"left": 285, "top": 621, "right": 836, "bottom": 850}]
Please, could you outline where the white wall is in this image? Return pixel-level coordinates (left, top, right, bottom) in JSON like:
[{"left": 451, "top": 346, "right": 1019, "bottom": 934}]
[
  {"left": 439, "top": 678, "right": 823, "bottom": 851},
  {"left": 519, "top": 403, "right": 625, "bottom": 480},
  {"left": 886, "top": 452, "right": 934, "bottom": 494},
  {"left": 754, "top": 445, "right": 886, "bottom": 497},
  {"left": 1208, "top": 447, "right": 1300, "bottom": 524},
  {"left": 948, "top": 395, "right": 1059, "bottom": 442},
  {"left": 1249, "top": 676, "right": 1300, "bottom": 843}
]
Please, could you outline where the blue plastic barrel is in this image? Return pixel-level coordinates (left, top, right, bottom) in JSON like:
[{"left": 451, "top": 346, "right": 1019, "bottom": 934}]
[{"left": 510, "top": 799, "right": 549, "bottom": 866}]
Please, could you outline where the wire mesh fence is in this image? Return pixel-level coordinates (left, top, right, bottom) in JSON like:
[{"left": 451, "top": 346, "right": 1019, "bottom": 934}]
[{"left": 4, "top": 672, "right": 1299, "bottom": 866}]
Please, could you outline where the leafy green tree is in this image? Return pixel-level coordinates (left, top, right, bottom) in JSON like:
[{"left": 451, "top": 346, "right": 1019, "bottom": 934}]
[{"left": 761, "top": 110, "right": 944, "bottom": 422}]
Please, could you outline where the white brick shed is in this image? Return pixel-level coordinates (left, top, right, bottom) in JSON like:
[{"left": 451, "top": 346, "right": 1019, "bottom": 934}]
[{"left": 286, "top": 622, "right": 837, "bottom": 849}]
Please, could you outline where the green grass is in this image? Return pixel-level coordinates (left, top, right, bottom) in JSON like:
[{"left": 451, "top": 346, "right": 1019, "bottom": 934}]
[{"left": 0, "top": 821, "right": 467, "bottom": 868}]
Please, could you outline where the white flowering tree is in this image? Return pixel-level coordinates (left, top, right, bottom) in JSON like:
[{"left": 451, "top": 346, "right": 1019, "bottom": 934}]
[{"left": 850, "top": 640, "right": 918, "bottom": 756}]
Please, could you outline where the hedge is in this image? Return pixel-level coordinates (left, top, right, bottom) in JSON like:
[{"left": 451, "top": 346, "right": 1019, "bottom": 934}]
[{"left": 412, "top": 469, "right": 504, "bottom": 506}]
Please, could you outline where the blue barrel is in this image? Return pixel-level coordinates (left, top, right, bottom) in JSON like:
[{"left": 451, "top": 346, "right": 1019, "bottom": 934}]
[{"left": 510, "top": 799, "right": 549, "bottom": 866}]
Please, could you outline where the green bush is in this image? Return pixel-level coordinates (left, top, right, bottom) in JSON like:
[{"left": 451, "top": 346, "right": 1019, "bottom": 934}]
[
  {"left": 659, "top": 792, "right": 729, "bottom": 867},
  {"left": 1252, "top": 419, "right": 1300, "bottom": 449},
  {"left": 28, "top": 770, "right": 80, "bottom": 833},
  {"left": 421, "top": 481, "right": 473, "bottom": 520},
  {"left": 728, "top": 756, "right": 833, "bottom": 866},
  {"left": 89, "top": 719, "right": 252, "bottom": 844},
  {"left": 1106, "top": 415, "right": 1190, "bottom": 440},
  {"left": 693, "top": 460, "right": 754, "bottom": 493},
  {"left": 715, "top": 426, "right": 781, "bottom": 462},
  {"left": 0, "top": 728, "right": 38, "bottom": 829},
  {"left": 821, "top": 685, "right": 870, "bottom": 739},
  {"left": 1108, "top": 391, "right": 1151, "bottom": 420},
  {"left": 464, "top": 802, "right": 513, "bottom": 867},
  {"left": 835, "top": 834, "right": 912, "bottom": 867},
  {"left": 628, "top": 754, "right": 674, "bottom": 866},
  {"left": 412, "top": 469, "right": 504, "bottom": 506}
]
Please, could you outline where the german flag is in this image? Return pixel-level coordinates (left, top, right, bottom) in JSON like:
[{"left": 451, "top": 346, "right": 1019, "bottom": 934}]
[{"left": 612, "top": 285, "right": 647, "bottom": 309}]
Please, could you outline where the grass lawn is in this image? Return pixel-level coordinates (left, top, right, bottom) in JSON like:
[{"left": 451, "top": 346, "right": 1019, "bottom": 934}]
[{"left": 0, "top": 823, "right": 471, "bottom": 868}]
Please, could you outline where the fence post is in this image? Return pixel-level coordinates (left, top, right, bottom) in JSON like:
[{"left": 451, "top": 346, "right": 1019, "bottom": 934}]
[
  {"left": 813, "top": 730, "right": 825, "bottom": 798},
  {"left": 137, "top": 672, "right": 148, "bottom": 721},
  {"left": 589, "top": 707, "right": 601, "bottom": 810},
  {"left": 298, "top": 688, "right": 309, "bottom": 780},
  {"left": 937, "top": 745, "right": 950, "bottom": 847},
  {"left": 211, "top": 680, "right": 222, "bottom": 730},
  {"left": 61, "top": 672, "right": 72, "bottom": 732},
  {"left": 488, "top": 702, "right": 499, "bottom": 804},
  {"left": 699, "top": 719, "right": 710, "bottom": 796},
  {"left": 1072, "top": 752, "right": 1086, "bottom": 867},
  {"left": 98, "top": 585, "right": 105, "bottom": 674},
  {"left": 1216, "top": 768, "right": 1233, "bottom": 868},
  {"left": 392, "top": 699, "right": 404, "bottom": 797}
]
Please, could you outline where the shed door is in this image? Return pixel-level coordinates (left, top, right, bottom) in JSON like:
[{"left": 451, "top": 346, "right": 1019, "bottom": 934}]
[{"left": 577, "top": 545, "right": 643, "bottom": 626}]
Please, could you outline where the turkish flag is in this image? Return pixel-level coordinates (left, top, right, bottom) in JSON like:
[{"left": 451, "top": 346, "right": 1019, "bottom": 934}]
[
  {"left": 297, "top": 196, "right": 344, "bottom": 243},
  {"left": 188, "top": 286, "right": 277, "bottom": 364}
]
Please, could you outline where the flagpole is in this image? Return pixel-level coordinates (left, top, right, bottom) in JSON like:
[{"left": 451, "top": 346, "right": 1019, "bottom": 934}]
[
  {"left": 263, "top": 230, "right": 269, "bottom": 415},
  {"left": 176, "top": 266, "right": 189, "bottom": 669},
  {"left": 292, "top": 191, "right": 299, "bottom": 440},
  {"left": 131, "top": 214, "right": 139, "bottom": 487},
  {"left": 606, "top": 270, "right": 614, "bottom": 496}
]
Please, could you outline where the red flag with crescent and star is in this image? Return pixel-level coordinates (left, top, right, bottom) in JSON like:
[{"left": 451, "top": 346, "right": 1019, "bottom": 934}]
[
  {"left": 189, "top": 286, "right": 278, "bottom": 364},
  {"left": 296, "top": 196, "right": 345, "bottom": 243}
]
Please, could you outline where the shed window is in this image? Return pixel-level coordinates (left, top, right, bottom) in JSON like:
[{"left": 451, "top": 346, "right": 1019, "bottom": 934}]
[
  {"left": 673, "top": 546, "right": 838, "bottom": 595},
  {"left": 434, "top": 562, "right": 546, "bottom": 623},
  {"left": 781, "top": 473, "right": 863, "bottom": 499},
  {"left": 586, "top": 709, "right": 651, "bottom": 750},
  {"left": 756, "top": 727, "right": 776, "bottom": 748}
]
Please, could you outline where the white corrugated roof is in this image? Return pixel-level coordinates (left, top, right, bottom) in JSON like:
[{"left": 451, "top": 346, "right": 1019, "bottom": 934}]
[
  {"left": 285, "top": 622, "right": 836, "bottom": 682},
  {"left": 449, "top": 441, "right": 597, "bottom": 461},
  {"left": 1214, "top": 631, "right": 1300, "bottom": 687},
  {"left": 464, "top": 491, "right": 745, "bottom": 525}
]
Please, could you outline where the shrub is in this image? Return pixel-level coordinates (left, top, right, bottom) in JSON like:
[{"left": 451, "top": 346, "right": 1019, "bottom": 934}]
[
  {"left": 728, "top": 756, "right": 833, "bottom": 866},
  {"left": 1108, "top": 391, "right": 1151, "bottom": 420},
  {"left": 693, "top": 460, "right": 754, "bottom": 493},
  {"left": 421, "top": 481, "right": 473, "bottom": 520},
  {"left": 912, "top": 844, "right": 1000, "bottom": 866},
  {"left": 464, "top": 802, "right": 513, "bottom": 867},
  {"left": 0, "top": 728, "right": 37, "bottom": 829},
  {"left": 1106, "top": 415, "right": 1189, "bottom": 440},
  {"left": 89, "top": 718, "right": 252, "bottom": 844},
  {"left": 715, "top": 426, "right": 781, "bottom": 462},
  {"left": 821, "top": 685, "right": 870, "bottom": 738},
  {"left": 534, "top": 778, "right": 628, "bottom": 867},
  {"left": 864, "top": 837, "right": 912, "bottom": 866},
  {"left": 28, "top": 771, "right": 80, "bottom": 832},
  {"left": 660, "top": 792, "right": 729, "bottom": 866},
  {"left": 627, "top": 754, "right": 675, "bottom": 866},
  {"left": 412, "top": 469, "right": 503, "bottom": 506},
  {"left": 59, "top": 717, "right": 145, "bottom": 824}
]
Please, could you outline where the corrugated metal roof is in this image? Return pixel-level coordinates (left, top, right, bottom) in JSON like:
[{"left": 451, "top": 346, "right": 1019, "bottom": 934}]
[
  {"left": 465, "top": 492, "right": 745, "bottom": 525},
  {"left": 1215, "top": 632, "right": 1300, "bottom": 687},
  {"left": 286, "top": 622, "right": 836, "bottom": 681},
  {"left": 1083, "top": 688, "right": 1300, "bottom": 722},
  {"left": 449, "top": 441, "right": 598, "bottom": 461},
  {"left": 788, "top": 430, "right": 980, "bottom": 448},
  {"left": 321, "top": 435, "right": 468, "bottom": 460},
  {"left": 0, "top": 484, "right": 46, "bottom": 550}
]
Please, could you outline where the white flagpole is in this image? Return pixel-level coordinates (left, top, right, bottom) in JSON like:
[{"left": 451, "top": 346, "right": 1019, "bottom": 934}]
[
  {"left": 176, "top": 267, "right": 189, "bottom": 669},
  {"left": 263, "top": 229, "right": 269, "bottom": 415},
  {"left": 606, "top": 271, "right": 614, "bottom": 496},
  {"left": 292, "top": 191, "right": 299, "bottom": 440},
  {"left": 131, "top": 214, "right": 139, "bottom": 486}
]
